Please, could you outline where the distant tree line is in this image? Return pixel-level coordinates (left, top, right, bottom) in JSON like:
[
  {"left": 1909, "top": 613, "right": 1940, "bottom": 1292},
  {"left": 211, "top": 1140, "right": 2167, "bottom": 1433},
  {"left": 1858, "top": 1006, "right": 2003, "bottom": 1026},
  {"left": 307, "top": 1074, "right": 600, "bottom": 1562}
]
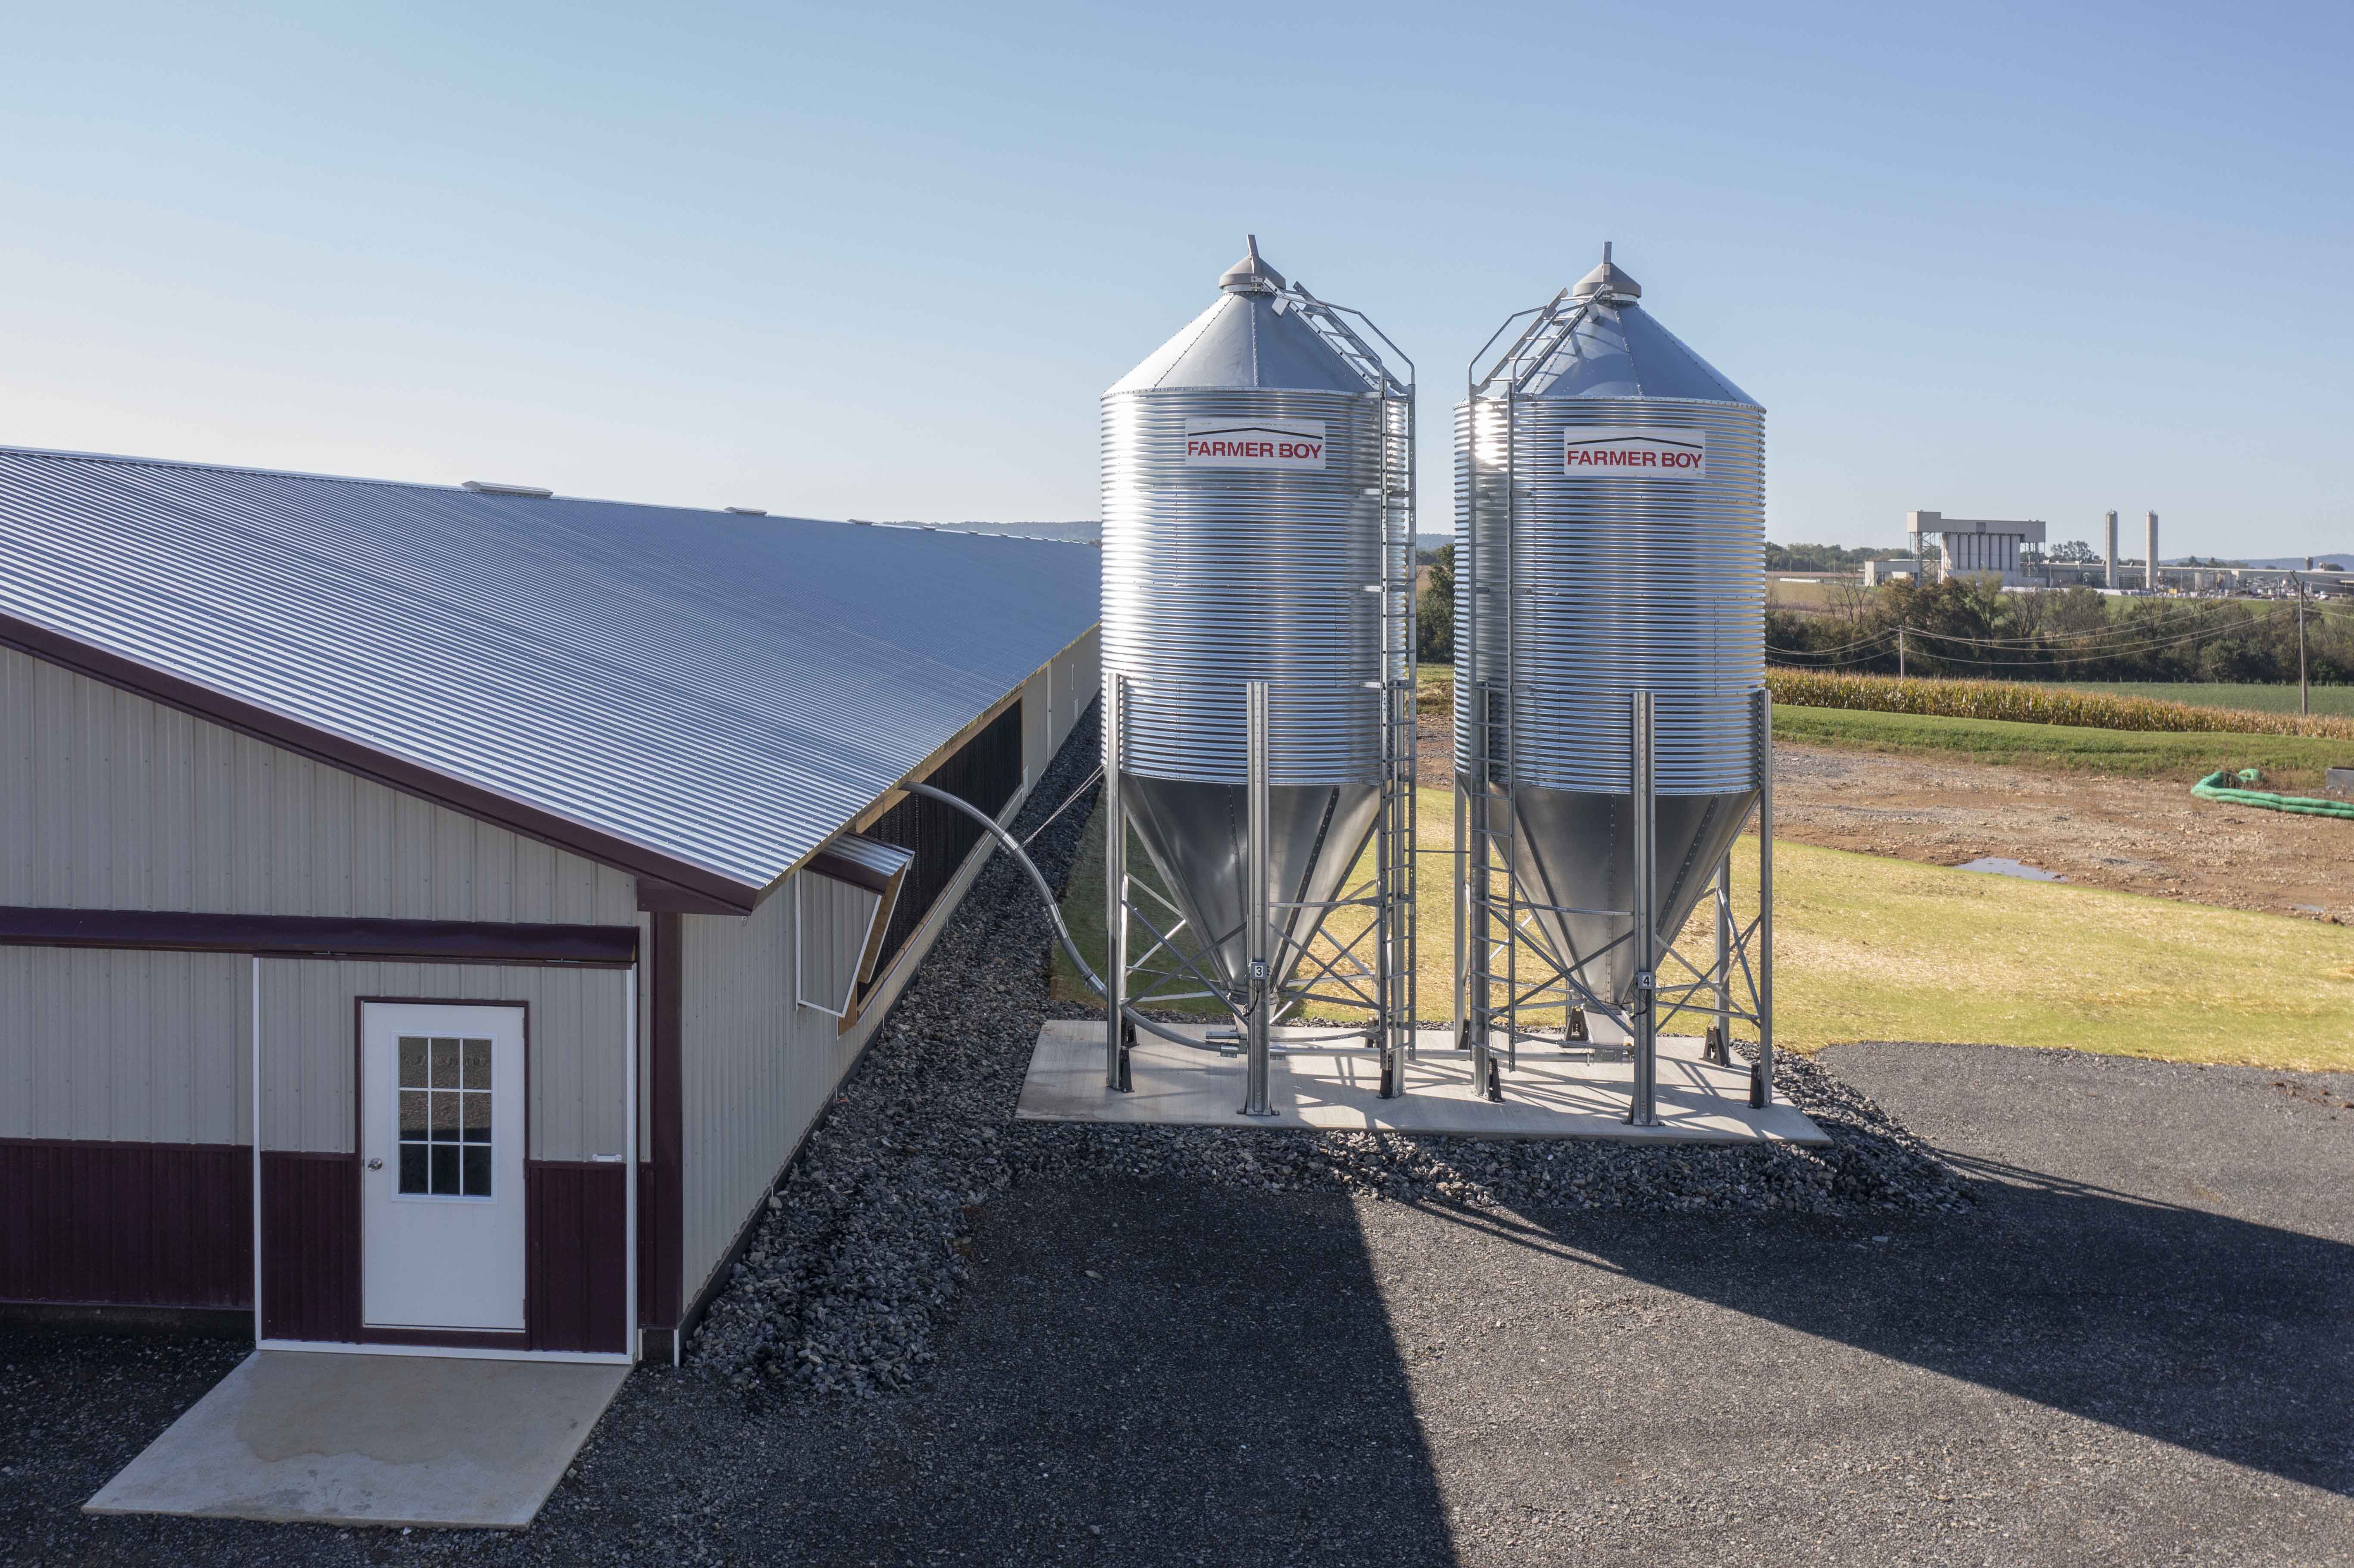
[
  {"left": 1416, "top": 548, "right": 2347, "bottom": 684},
  {"left": 1765, "top": 541, "right": 1921, "bottom": 572},
  {"left": 1418, "top": 544, "right": 1454, "bottom": 663},
  {"left": 1769, "top": 578, "right": 2351, "bottom": 684}
]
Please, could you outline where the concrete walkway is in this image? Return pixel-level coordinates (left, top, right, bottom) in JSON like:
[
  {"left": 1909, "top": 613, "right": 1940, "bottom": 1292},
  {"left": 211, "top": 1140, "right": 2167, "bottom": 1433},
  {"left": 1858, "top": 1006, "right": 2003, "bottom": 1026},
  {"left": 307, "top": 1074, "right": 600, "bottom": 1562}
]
[
  {"left": 84, "top": 1350, "right": 629, "bottom": 1529},
  {"left": 1018, "top": 1019, "right": 1829, "bottom": 1143}
]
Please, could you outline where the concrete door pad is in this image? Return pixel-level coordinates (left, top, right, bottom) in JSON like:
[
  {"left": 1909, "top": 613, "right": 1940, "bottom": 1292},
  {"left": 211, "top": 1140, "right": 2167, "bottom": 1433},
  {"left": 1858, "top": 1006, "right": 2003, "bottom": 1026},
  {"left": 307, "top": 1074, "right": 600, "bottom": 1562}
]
[{"left": 84, "top": 1349, "right": 629, "bottom": 1530}]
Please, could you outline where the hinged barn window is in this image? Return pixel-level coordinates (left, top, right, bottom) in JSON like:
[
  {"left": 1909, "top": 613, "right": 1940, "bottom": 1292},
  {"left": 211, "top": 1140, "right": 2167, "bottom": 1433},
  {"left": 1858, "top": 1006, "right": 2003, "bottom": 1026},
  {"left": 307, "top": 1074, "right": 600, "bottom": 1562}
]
[{"left": 794, "top": 834, "right": 914, "bottom": 1019}]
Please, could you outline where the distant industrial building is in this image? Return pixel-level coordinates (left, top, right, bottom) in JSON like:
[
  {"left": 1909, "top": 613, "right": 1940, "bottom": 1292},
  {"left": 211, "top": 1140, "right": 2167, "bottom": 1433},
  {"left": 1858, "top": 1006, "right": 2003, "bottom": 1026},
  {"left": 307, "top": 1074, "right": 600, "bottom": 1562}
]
[{"left": 1906, "top": 510, "right": 2047, "bottom": 586}]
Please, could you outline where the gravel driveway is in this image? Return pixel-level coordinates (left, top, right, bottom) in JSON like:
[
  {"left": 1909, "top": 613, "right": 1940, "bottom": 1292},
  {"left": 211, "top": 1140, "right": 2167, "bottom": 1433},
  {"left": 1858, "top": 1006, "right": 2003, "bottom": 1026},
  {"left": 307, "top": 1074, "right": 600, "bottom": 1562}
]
[{"left": 6, "top": 711, "right": 2349, "bottom": 1566}]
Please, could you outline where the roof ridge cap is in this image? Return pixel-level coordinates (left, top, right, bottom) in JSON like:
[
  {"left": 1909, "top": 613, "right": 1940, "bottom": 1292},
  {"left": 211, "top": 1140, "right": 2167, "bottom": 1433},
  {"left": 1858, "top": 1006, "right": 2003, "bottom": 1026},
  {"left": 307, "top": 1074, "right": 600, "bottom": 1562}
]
[{"left": 0, "top": 442, "right": 451, "bottom": 492}]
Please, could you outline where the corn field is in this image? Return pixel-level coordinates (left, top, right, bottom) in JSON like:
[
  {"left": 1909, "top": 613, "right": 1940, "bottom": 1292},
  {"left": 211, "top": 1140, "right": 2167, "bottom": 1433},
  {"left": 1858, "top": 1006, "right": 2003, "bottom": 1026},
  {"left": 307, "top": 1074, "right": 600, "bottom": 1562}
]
[{"left": 1766, "top": 670, "right": 2354, "bottom": 741}]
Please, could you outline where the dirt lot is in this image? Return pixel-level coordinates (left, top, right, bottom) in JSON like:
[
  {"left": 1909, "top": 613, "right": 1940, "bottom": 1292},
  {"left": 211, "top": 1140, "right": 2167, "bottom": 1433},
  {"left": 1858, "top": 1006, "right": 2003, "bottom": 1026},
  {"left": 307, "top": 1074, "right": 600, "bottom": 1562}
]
[
  {"left": 1413, "top": 701, "right": 2354, "bottom": 922},
  {"left": 1773, "top": 741, "right": 2354, "bottom": 921}
]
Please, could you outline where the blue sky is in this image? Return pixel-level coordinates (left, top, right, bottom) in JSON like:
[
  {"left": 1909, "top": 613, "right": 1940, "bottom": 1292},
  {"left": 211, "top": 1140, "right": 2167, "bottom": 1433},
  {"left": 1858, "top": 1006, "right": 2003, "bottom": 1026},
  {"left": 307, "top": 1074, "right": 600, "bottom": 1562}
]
[{"left": 0, "top": 1, "right": 2345, "bottom": 554}]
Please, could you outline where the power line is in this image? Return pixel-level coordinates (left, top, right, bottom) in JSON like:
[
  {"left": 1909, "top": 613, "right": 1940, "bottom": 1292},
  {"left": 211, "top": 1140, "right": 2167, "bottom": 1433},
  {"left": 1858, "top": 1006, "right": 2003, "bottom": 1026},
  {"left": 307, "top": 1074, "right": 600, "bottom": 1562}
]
[
  {"left": 1770, "top": 606, "right": 2298, "bottom": 667},
  {"left": 1901, "top": 605, "right": 2295, "bottom": 649}
]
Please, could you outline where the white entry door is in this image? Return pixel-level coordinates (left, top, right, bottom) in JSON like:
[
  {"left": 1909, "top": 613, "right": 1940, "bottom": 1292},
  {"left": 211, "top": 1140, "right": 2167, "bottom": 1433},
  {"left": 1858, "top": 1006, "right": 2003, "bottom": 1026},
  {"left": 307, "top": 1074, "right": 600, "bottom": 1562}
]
[{"left": 360, "top": 1002, "right": 527, "bottom": 1332}]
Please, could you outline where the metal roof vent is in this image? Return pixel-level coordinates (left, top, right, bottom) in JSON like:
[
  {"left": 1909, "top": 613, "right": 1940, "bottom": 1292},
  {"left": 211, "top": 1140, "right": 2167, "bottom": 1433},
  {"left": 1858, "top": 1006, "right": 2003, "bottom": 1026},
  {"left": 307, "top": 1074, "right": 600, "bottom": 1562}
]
[
  {"left": 1217, "top": 233, "right": 1286, "bottom": 294},
  {"left": 1570, "top": 241, "right": 1641, "bottom": 302},
  {"left": 461, "top": 479, "right": 554, "bottom": 498}
]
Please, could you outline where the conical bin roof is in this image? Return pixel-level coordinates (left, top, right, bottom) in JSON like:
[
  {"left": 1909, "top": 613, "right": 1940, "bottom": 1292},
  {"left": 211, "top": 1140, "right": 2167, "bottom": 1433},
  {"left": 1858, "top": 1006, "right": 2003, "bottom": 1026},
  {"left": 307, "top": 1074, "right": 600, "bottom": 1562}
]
[
  {"left": 1518, "top": 249, "right": 1758, "bottom": 406},
  {"left": 1107, "top": 239, "right": 1375, "bottom": 395}
]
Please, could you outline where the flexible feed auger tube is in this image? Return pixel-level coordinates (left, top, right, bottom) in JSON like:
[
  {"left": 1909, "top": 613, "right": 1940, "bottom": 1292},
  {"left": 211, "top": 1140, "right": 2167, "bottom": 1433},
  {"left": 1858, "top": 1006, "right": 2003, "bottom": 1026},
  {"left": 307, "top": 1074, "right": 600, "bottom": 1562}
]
[
  {"left": 899, "top": 781, "right": 1242, "bottom": 1049},
  {"left": 2190, "top": 771, "right": 2354, "bottom": 820}
]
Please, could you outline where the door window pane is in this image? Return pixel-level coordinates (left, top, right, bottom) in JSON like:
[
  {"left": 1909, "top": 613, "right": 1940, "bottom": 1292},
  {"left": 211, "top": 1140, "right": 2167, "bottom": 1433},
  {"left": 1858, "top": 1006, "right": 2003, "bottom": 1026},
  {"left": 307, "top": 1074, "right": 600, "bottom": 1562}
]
[{"left": 394, "top": 1026, "right": 495, "bottom": 1198}]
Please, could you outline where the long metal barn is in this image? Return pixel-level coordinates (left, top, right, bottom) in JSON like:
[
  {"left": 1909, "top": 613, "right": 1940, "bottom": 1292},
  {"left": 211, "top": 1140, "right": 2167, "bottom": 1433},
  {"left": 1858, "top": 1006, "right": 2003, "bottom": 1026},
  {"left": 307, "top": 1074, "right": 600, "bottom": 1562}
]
[{"left": 0, "top": 445, "right": 1100, "bottom": 1364}]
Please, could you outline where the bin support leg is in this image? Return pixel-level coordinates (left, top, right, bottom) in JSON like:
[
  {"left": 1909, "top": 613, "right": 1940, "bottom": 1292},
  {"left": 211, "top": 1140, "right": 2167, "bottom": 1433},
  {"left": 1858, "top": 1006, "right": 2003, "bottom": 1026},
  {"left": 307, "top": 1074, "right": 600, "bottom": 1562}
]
[{"left": 1243, "top": 681, "right": 1275, "bottom": 1118}]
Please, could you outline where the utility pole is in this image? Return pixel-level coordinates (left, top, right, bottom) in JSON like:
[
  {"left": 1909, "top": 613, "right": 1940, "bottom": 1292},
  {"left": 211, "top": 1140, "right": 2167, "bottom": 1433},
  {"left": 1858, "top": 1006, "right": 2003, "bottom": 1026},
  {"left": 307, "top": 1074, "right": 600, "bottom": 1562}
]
[
  {"left": 1897, "top": 622, "right": 1907, "bottom": 679},
  {"left": 2301, "top": 557, "right": 2312, "bottom": 717}
]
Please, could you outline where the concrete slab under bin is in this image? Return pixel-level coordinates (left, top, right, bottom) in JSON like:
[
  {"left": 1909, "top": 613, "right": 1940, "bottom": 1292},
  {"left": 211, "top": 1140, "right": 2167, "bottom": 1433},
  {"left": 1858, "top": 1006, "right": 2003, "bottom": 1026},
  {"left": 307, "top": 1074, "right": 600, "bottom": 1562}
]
[
  {"left": 85, "top": 1350, "right": 629, "bottom": 1530},
  {"left": 1018, "top": 1020, "right": 1829, "bottom": 1144}
]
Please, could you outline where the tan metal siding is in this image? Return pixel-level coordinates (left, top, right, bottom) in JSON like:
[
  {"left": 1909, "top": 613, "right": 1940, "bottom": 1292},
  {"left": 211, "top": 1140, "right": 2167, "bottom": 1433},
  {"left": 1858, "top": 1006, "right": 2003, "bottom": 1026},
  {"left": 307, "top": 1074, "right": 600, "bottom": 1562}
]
[
  {"left": 0, "top": 646, "right": 641, "bottom": 1157},
  {"left": 679, "top": 844, "right": 998, "bottom": 1299},
  {"left": 257, "top": 959, "right": 628, "bottom": 1160},
  {"left": 0, "top": 646, "right": 638, "bottom": 924},
  {"left": 1023, "top": 667, "right": 1052, "bottom": 784},
  {"left": 679, "top": 881, "right": 827, "bottom": 1294},
  {"left": 675, "top": 669, "right": 1073, "bottom": 1298},
  {"left": 1052, "top": 625, "right": 1101, "bottom": 749},
  {"left": 1021, "top": 627, "right": 1099, "bottom": 789},
  {"left": 0, "top": 946, "right": 250, "bottom": 1145}
]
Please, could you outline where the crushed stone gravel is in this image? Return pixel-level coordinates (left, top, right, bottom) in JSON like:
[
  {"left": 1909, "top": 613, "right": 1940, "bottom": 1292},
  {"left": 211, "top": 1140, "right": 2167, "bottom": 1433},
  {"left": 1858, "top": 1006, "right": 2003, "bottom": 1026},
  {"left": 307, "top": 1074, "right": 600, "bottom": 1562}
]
[{"left": 689, "top": 701, "right": 1971, "bottom": 1397}]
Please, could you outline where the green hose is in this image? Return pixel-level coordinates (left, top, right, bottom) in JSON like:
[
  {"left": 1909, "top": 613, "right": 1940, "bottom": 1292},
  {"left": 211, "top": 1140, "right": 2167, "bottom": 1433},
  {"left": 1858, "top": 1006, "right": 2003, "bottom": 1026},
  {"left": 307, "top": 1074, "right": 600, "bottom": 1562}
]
[{"left": 2192, "top": 769, "right": 2354, "bottom": 819}]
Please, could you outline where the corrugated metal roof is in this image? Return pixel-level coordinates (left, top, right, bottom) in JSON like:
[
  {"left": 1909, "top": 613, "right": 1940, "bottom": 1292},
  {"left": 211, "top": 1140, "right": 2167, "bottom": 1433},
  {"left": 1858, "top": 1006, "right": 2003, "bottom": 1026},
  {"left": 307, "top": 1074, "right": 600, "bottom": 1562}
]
[
  {"left": 1106, "top": 290, "right": 1371, "bottom": 395},
  {"left": 1526, "top": 301, "right": 1758, "bottom": 406},
  {"left": 0, "top": 445, "right": 1100, "bottom": 906}
]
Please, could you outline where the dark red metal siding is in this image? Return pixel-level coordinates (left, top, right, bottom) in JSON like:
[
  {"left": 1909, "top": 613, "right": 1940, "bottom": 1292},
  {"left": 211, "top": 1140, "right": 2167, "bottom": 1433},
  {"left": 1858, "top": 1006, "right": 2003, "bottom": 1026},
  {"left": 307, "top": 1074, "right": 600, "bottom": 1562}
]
[
  {"left": 527, "top": 1161, "right": 628, "bottom": 1353},
  {"left": 0, "top": 1138, "right": 251, "bottom": 1310},
  {"left": 857, "top": 700, "right": 1025, "bottom": 993},
  {"left": 259, "top": 1151, "right": 359, "bottom": 1341}
]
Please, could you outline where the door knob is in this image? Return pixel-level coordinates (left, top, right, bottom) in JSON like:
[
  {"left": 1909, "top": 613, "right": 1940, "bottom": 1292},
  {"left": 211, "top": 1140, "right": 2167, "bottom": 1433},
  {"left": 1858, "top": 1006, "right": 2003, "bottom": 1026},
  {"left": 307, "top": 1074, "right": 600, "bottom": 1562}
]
[{"left": 366, "top": 1157, "right": 383, "bottom": 1170}]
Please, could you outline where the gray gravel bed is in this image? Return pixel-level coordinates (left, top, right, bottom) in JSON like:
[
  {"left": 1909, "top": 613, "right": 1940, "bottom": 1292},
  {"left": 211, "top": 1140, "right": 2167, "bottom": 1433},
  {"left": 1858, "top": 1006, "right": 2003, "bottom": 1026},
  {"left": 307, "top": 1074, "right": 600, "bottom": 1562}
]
[{"left": 691, "top": 701, "right": 1969, "bottom": 1396}]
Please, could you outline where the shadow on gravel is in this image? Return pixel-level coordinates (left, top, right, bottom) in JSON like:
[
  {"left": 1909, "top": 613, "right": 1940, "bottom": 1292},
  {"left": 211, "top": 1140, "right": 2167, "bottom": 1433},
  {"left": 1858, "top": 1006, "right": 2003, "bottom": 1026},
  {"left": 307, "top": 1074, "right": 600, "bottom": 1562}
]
[
  {"left": 792, "top": 1175, "right": 1461, "bottom": 1566},
  {"left": 1402, "top": 1156, "right": 2354, "bottom": 1501}
]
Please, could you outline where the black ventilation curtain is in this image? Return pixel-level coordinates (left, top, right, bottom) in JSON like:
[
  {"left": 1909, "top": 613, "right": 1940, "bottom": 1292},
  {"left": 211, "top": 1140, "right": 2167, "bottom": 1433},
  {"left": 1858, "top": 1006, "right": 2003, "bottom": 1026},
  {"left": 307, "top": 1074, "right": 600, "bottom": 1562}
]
[{"left": 856, "top": 700, "right": 1025, "bottom": 998}]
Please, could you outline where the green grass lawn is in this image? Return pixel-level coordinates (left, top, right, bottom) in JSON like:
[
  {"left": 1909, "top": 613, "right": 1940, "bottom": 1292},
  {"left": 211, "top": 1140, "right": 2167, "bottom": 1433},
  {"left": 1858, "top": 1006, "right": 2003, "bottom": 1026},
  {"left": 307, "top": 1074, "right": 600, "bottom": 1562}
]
[
  {"left": 1773, "top": 704, "right": 2350, "bottom": 786},
  {"left": 2052, "top": 680, "right": 2354, "bottom": 718},
  {"left": 1054, "top": 785, "right": 2354, "bottom": 1073}
]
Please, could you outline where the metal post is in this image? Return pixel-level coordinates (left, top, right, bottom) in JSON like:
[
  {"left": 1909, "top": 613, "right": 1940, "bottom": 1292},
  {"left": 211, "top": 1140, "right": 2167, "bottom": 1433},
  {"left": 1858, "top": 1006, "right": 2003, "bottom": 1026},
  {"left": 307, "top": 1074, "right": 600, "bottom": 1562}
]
[
  {"left": 1711, "top": 851, "right": 1732, "bottom": 1065},
  {"left": 250, "top": 955, "right": 263, "bottom": 1345},
  {"left": 1498, "top": 388, "right": 1519, "bottom": 1087},
  {"left": 1450, "top": 778, "right": 1467, "bottom": 1042},
  {"left": 1104, "top": 674, "right": 1127, "bottom": 1090},
  {"left": 623, "top": 963, "right": 639, "bottom": 1360},
  {"left": 1897, "top": 622, "right": 1906, "bottom": 678},
  {"left": 1754, "top": 688, "right": 1775, "bottom": 1108},
  {"left": 1627, "top": 691, "right": 1659, "bottom": 1126},
  {"left": 2300, "top": 561, "right": 2311, "bottom": 717},
  {"left": 1243, "top": 680, "right": 1274, "bottom": 1117},
  {"left": 1467, "top": 691, "right": 1495, "bottom": 1097}
]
